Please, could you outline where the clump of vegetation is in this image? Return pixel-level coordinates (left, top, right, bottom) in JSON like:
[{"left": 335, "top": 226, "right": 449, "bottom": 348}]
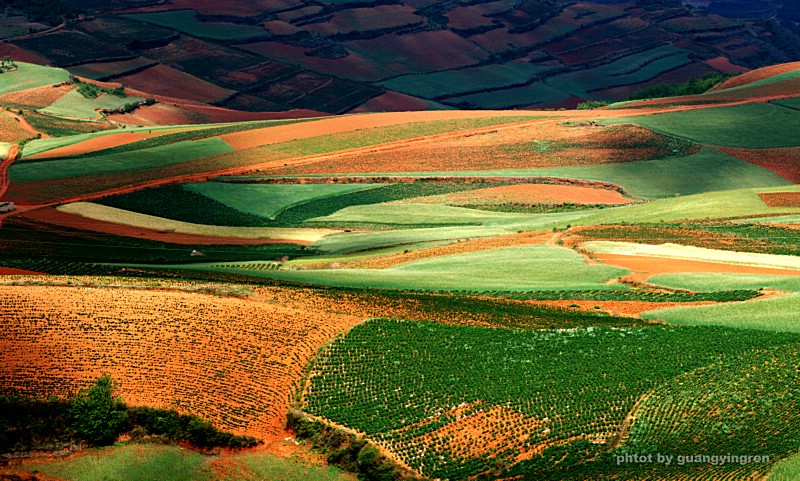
[
  {"left": 1, "top": 375, "right": 259, "bottom": 453},
  {"left": 0, "top": 56, "right": 18, "bottom": 73},
  {"left": 577, "top": 100, "right": 610, "bottom": 110},
  {"left": 627, "top": 73, "right": 734, "bottom": 100},
  {"left": 69, "top": 76, "right": 127, "bottom": 100}
]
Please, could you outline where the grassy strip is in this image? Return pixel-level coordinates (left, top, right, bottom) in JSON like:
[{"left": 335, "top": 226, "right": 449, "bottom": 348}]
[{"left": 0, "top": 62, "right": 70, "bottom": 95}]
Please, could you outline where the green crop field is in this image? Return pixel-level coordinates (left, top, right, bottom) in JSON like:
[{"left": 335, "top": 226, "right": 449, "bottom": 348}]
[
  {"left": 123, "top": 10, "right": 267, "bottom": 40},
  {"left": 39, "top": 89, "right": 147, "bottom": 120},
  {"left": 0, "top": 62, "right": 70, "bottom": 95},
  {"left": 772, "top": 97, "right": 800, "bottom": 110},
  {"left": 201, "top": 245, "right": 630, "bottom": 291},
  {"left": 769, "top": 452, "right": 800, "bottom": 481},
  {"left": 642, "top": 293, "right": 800, "bottom": 332},
  {"left": 17, "top": 444, "right": 350, "bottom": 481},
  {"left": 445, "top": 81, "right": 572, "bottom": 108},
  {"left": 10, "top": 138, "right": 233, "bottom": 182},
  {"left": 605, "top": 103, "right": 800, "bottom": 148},
  {"left": 184, "top": 182, "right": 384, "bottom": 219},
  {"left": 304, "top": 319, "right": 800, "bottom": 479},
  {"left": 308, "top": 203, "right": 531, "bottom": 226}
]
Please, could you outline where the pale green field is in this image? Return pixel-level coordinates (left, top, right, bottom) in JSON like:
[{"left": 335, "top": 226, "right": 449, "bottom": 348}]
[
  {"left": 185, "top": 182, "right": 384, "bottom": 219},
  {"left": 0, "top": 62, "right": 70, "bottom": 95},
  {"left": 39, "top": 89, "right": 147, "bottom": 120},
  {"left": 768, "top": 452, "right": 800, "bottom": 481},
  {"left": 647, "top": 273, "right": 800, "bottom": 292},
  {"left": 641, "top": 293, "right": 800, "bottom": 333},
  {"left": 18, "top": 444, "right": 350, "bottom": 481},
  {"left": 309, "top": 203, "right": 533, "bottom": 226},
  {"left": 11, "top": 138, "right": 234, "bottom": 182},
  {"left": 201, "top": 245, "right": 630, "bottom": 291}
]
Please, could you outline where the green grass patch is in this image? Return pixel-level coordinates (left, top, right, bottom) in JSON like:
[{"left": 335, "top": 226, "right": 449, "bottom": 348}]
[
  {"left": 305, "top": 319, "right": 799, "bottom": 479},
  {"left": 772, "top": 97, "right": 800, "bottom": 111},
  {"left": 200, "top": 245, "right": 630, "bottom": 291},
  {"left": 642, "top": 293, "right": 800, "bottom": 332},
  {"left": 307, "top": 203, "right": 530, "bottom": 227},
  {"left": 39, "top": 89, "right": 147, "bottom": 120},
  {"left": 10, "top": 138, "right": 234, "bottom": 182},
  {"left": 769, "top": 451, "right": 800, "bottom": 481},
  {"left": 0, "top": 62, "right": 70, "bottom": 95},
  {"left": 185, "top": 182, "right": 383, "bottom": 219},
  {"left": 647, "top": 273, "right": 800, "bottom": 293},
  {"left": 123, "top": 10, "right": 267, "bottom": 40},
  {"left": 604, "top": 103, "right": 800, "bottom": 148}
]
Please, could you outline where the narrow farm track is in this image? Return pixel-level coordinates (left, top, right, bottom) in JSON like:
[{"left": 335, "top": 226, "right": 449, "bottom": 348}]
[{"left": 0, "top": 108, "right": 47, "bottom": 138}]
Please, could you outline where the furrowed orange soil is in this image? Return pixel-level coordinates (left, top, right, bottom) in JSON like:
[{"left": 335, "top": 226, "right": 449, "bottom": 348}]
[
  {"left": 594, "top": 253, "right": 800, "bottom": 283},
  {"left": 113, "top": 64, "right": 236, "bottom": 104},
  {"left": 0, "top": 84, "right": 73, "bottom": 109},
  {"left": 719, "top": 147, "right": 800, "bottom": 183},
  {"left": 28, "top": 131, "right": 168, "bottom": 160},
  {"left": 269, "top": 121, "right": 689, "bottom": 175},
  {"left": 0, "top": 267, "right": 43, "bottom": 275},
  {"left": 759, "top": 192, "right": 800, "bottom": 207},
  {"left": 301, "top": 231, "right": 551, "bottom": 269},
  {"left": 392, "top": 183, "right": 634, "bottom": 206},
  {"left": 0, "top": 285, "right": 363, "bottom": 440},
  {"left": 715, "top": 61, "right": 800, "bottom": 90},
  {"left": 20, "top": 208, "right": 311, "bottom": 245}
]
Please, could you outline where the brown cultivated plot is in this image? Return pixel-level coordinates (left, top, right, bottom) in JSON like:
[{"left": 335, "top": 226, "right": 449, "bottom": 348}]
[
  {"left": 720, "top": 147, "right": 800, "bottom": 184},
  {"left": 0, "top": 84, "right": 73, "bottom": 109},
  {"left": 0, "top": 285, "right": 363, "bottom": 440},
  {"left": 759, "top": 192, "right": 800, "bottom": 208},
  {"left": 715, "top": 61, "right": 800, "bottom": 90}
]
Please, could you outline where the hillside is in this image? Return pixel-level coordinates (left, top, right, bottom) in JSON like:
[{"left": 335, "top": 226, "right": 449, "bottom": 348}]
[
  {"left": 0, "top": 0, "right": 797, "bottom": 114},
  {"left": 1, "top": 58, "right": 800, "bottom": 480}
]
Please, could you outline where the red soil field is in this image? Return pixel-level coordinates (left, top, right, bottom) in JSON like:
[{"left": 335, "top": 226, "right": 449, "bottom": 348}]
[
  {"left": 394, "top": 183, "right": 634, "bottom": 206},
  {"left": 719, "top": 147, "right": 800, "bottom": 183},
  {"left": 113, "top": 65, "right": 235, "bottom": 104},
  {"left": 0, "top": 267, "right": 43, "bottom": 275},
  {"left": 304, "top": 5, "right": 424, "bottom": 36},
  {"left": 20, "top": 208, "right": 310, "bottom": 245},
  {"left": 446, "top": 6, "right": 495, "bottom": 29},
  {"left": 526, "top": 299, "right": 717, "bottom": 317},
  {"left": 262, "top": 20, "right": 300, "bottom": 36},
  {"left": 703, "top": 56, "right": 750, "bottom": 74},
  {"left": 716, "top": 61, "right": 800, "bottom": 90},
  {"left": 348, "top": 91, "right": 430, "bottom": 113},
  {"left": 594, "top": 253, "right": 800, "bottom": 283},
  {"left": 28, "top": 131, "right": 168, "bottom": 160},
  {"left": 0, "top": 42, "right": 49, "bottom": 65},
  {"left": 0, "top": 110, "right": 36, "bottom": 143},
  {"left": 0, "top": 285, "right": 363, "bottom": 440},
  {"left": 759, "top": 192, "right": 800, "bottom": 208},
  {"left": 111, "top": 0, "right": 304, "bottom": 16},
  {"left": 0, "top": 84, "right": 72, "bottom": 109},
  {"left": 270, "top": 121, "right": 691, "bottom": 175},
  {"left": 107, "top": 102, "right": 321, "bottom": 127}
]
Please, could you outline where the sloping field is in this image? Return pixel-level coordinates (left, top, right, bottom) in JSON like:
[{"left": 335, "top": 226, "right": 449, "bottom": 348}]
[
  {"left": 390, "top": 184, "right": 634, "bottom": 206},
  {"left": 27, "top": 130, "right": 177, "bottom": 160},
  {"left": 584, "top": 241, "right": 800, "bottom": 271},
  {"left": 205, "top": 245, "right": 630, "bottom": 291},
  {"left": 184, "top": 182, "right": 383, "bottom": 219},
  {"left": 123, "top": 10, "right": 268, "bottom": 40},
  {"left": 39, "top": 89, "right": 147, "bottom": 121},
  {"left": 605, "top": 103, "right": 800, "bottom": 148},
  {"left": 647, "top": 273, "right": 800, "bottom": 293},
  {"left": 0, "top": 109, "right": 35, "bottom": 143},
  {"left": 0, "top": 62, "right": 70, "bottom": 96},
  {"left": 308, "top": 203, "right": 530, "bottom": 226},
  {"left": 716, "top": 61, "right": 800, "bottom": 90},
  {"left": 0, "top": 84, "right": 73, "bottom": 109},
  {"left": 719, "top": 147, "right": 800, "bottom": 183},
  {"left": 10, "top": 138, "right": 233, "bottom": 182},
  {"left": 111, "top": 64, "right": 235, "bottom": 104},
  {"left": 67, "top": 57, "right": 158, "bottom": 81},
  {"left": 57, "top": 202, "right": 341, "bottom": 242},
  {"left": 642, "top": 293, "right": 800, "bottom": 333},
  {"left": 0, "top": 285, "right": 363, "bottom": 438}
]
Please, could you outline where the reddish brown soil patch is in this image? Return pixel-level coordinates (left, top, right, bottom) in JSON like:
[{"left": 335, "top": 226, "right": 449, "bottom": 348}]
[
  {"left": 0, "top": 42, "right": 49, "bottom": 65},
  {"left": 595, "top": 253, "right": 800, "bottom": 283},
  {"left": 0, "top": 267, "right": 44, "bottom": 275},
  {"left": 0, "top": 285, "right": 363, "bottom": 440},
  {"left": 108, "top": 102, "right": 321, "bottom": 127},
  {"left": 759, "top": 192, "right": 800, "bottom": 207},
  {"left": 348, "top": 91, "right": 430, "bottom": 113},
  {"left": 526, "top": 299, "right": 716, "bottom": 317},
  {"left": 720, "top": 147, "right": 800, "bottom": 184},
  {"left": 0, "top": 84, "right": 73, "bottom": 109},
  {"left": 21, "top": 208, "right": 310, "bottom": 245},
  {"left": 113, "top": 65, "right": 235, "bottom": 104},
  {"left": 29, "top": 131, "right": 167, "bottom": 159},
  {"left": 702, "top": 56, "right": 750, "bottom": 75},
  {"left": 716, "top": 61, "right": 800, "bottom": 90},
  {"left": 394, "top": 184, "right": 634, "bottom": 206}
]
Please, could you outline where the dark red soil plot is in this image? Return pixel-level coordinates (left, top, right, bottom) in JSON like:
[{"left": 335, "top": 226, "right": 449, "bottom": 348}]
[{"left": 720, "top": 147, "right": 800, "bottom": 184}]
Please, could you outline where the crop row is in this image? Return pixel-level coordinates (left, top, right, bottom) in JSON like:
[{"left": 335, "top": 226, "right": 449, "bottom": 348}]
[{"left": 304, "top": 319, "right": 800, "bottom": 478}]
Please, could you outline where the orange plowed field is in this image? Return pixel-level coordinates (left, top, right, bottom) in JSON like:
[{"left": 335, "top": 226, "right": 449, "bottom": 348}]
[
  {"left": 715, "top": 61, "right": 800, "bottom": 90},
  {"left": 595, "top": 253, "right": 800, "bottom": 283},
  {"left": 720, "top": 147, "right": 800, "bottom": 183},
  {"left": 270, "top": 122, "right": 690, "bottom": 175},
  {"left": 0, "top": 267, "right": 43, "bottom": 275},
  {"left": 113, "top": 65, "right": 235, "bottom": 104},
  {"left": 0, "top": 109, "right": 35, "bottom": 143},
  {"left": 759, "top": 192, "right": 800, "bottom": 207},
  {"left": 526, "top": 299, "right": 717, "bottom": 317},
  {"left": 0, "top": 285, "right": 363, "bottom": 440},
  {"left": 392, "top": 184, "right": 634, "bottom": 206},
  {"left": 0, "top": 84, "right": 72, "bottom": 109}
]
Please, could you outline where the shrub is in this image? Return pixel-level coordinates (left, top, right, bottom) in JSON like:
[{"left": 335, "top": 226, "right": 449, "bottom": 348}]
[{"left": 69, "top": 374, "right": 128, "bottom": 446}]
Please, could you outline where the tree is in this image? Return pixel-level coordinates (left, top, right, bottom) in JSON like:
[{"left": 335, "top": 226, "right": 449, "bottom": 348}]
[{"left": 70, "top": 374, "right": 128, "bottom": 446}]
